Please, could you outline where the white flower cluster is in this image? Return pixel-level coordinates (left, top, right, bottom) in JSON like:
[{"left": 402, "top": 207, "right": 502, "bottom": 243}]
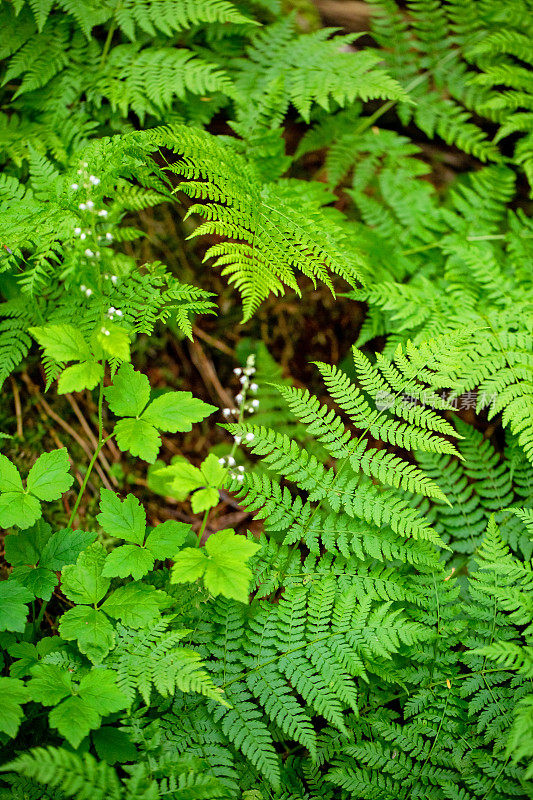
[
  {"left": 106, "top": 306, "right": 123, "bottom": 321},
  {"left": 221, "top": 354, "right": 259, "bottom": 419},
  {"left": 71, "top": 165, "right": 109, "bottom": 221},
  {"left": 79, "top": 284, "right": 93, "bottom": 297},
  {"left": 103, "top": 274, "right": 118, "bottom": 285}
]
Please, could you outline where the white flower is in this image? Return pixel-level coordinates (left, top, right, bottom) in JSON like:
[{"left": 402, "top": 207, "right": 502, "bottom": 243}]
[
  {"left": 106, "top": 232, "right": 113, "bottom": 241},
  {"left": 236, "top": 474, "right": 244, "bottom": 482},
  {"left": 235, "top": 393, "right": 243, "bottom": 403},
  {"left": 222, "top": 408, "right": 231, "bottom": 417},
  {"left": 80, "top": 284, "right": 86, "bottom": 292},
  {"left": 110, "top": 275, "right": 117, "bottom": 284},
  {"left": 80, "top": 232, "right": 87, "bottom": 240},
  {"left": 86, "top": 200, "right": 95, "bottom": 210},
  {"left": 227, "top": 456, "right": 236, "bottom": 466},
  {"left": 85, "top": 288, "right": 93, "bottom": 297},
  {"left": 250, "top": 383, "right": 258, "bottom": 392},
  {"left": 79, "top": 203, "right": 86, "bottom": 210},
  {"left": 98, "top": 209, "right": 108, "bottom": 217},
  {"left": 115, "top": 309, "right": 123, "bottom": 317},
  {"left": 252, "top": 399, "right": 260, "bottom": 408},
  {"left": 245, "top": 432, "right": 254, "bottom": 441},
  {"left": 233, "top": 367, "right": 242, "bottom": 375},
  {"left": 218, "top": 457, "right": 226, "bottom": 465},
  {"left": 108, "top": 306, "right": 116, "bottom": 315},
  {"left": 74, "top": 227, "right": 81, "bottom": 235},
  {"left": 84, "top": 248, "right": 94, "bottom": 257},
  {"left": 239, "top": 375, "right": 247, "bottom": 384},
  {"left": 234, "top": 435, "right": 242, "bottom": 444},
  {"left": 89, "top": 175, "right": 100, "bottom": 185},
  {"left": 101, "top": 326, "right": 107, "bottom": 334},
  {"left": 71, "top": 183, "right": 79, "bottom": 190},
  {"left": 237, "top": 465, "right": 245, "bottom": 473}
]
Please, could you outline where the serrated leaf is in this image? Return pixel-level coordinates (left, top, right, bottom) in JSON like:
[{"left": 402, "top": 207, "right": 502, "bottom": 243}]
[
  {"left": 104, "top": 362, "right": 150, "bottom": 417},
  {"left": 57, "top": 361, "right": 103, "bottom": 394},
  {"left": 28, "top": 663, "right": 73, "bottom": 705},
  {"left": 0, "top": 677, "right": 29, "bottom": 737},
  {"left": 92, "top": 726, "right": 137, "bottom": 764},
  {"left": 147, "top": 458, "right": 191, "bottom": 500},
  {"left": 114, "top": 417, "right": 161, "bottom": 463},
  {"left": 49, "top": 695, "right": 101, "bottom": 748},
  {"left": 29, "top": 324, "right": 91, "bottom": 362},
  {"left": 97, "top": 490, "right": 146, "bottom": 544},
  {"left": 164, "top": 460, "right": 205, "bottom": 494},
  {"left": 60, "top": 542, "right": 110, "bottom": 605},
  {"left": 145, "top": 520, "right": 190, "bottom": 560},
  {"left": 39, "top": 529, "right": 97, "bottom": 571},
  {"left": 59, "top": 606, "right": 115, "bottom": 663},
  {"left": 0, "top": 455, "right": 23, "bottom": 493},
  {"left": 171, "top": 548, "right": 208, "bottom": 584},
  {"left": 101, "top": 583, "right": 171, "bottom": 627},
  {"left": 142, "top": 391, "right": 216, "bottom": 432},
  {"left": 204, "top": 529, "right": 262, "bottom": 603},
  {"left": 98, "top": 325, "right": 131, "bottom": 362},
  {"left": 4, "top": 520, "right": 53, "bottom": 567},
  {"left": 0, "top": 581, "right": 33, "bottom": 632},
  {"left": 77, "top": 669, "right": 129, "bottom": 715},
  {"left": 191, "top": 486, "right": 219, "bottom": 513},
  {"left": 0, "top": 491, "right": 41, "bottom": 529},
  {"left": 101, "top": 545, "right": 155, "bottom": 581},
  {"left": 200, "top": 453, "right": 227, "bottom": 486},
  {"left": 11, "top": 565, "right": 57, "bottom": 601},
  {"left": 27, "top": 448, "right": 73, "bottom": 501}
]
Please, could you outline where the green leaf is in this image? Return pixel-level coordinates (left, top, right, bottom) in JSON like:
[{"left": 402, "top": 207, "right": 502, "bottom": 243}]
[
  {"left": 29, "top": 324, "right": 91, "bottom": 362},
  {"left": 145, "top": 520, "right": 190, "bottom": 560},
  {"left": 164, "top": 460, "right": 204, "bottom": 495},
  {"left": 104, "top": 362, "right": 150, "bottom": 417},
  {"left": 49, "top": 695, "right": 100, "bottom": 748},
  {"left": 11, "top": 566, "right": 57, "bottom": 601},
  {"left": 77, "top": 669, "right": 129, "bottom": 716},
  {"left": 147, "top": 458, "right": 191, "bottom": 501},
  {"left": 171, "top": 548, "right": 208, "bottom": 584},
  {"left": 200, "top": 453, "right": 227, "bottom": 486},
  {"left": 27, "top": 448, "right": 73, "bottom": 501},
  {"left": 28, "top": 664, "right": 73, "bottom": 705},
  {"left": 98, "top": 325, "right": 131, "bottom": 362},
  {"left": 39, "top": 529, "right": 97, "bottom": 571},
  {"left": 191, "top": 486, "right": 219, "bottom": 513},
  {"left": 101, "top": 583, "right": 171, "bottom": 627},
  {"left": 0, "top": 581, "right": 33, "bottom": 632},
  {"left": 114, "top": 417, "right": 161, "bottom": 463},
  {"left": 61, "top": 542, "right": 110, "bottom": 605},
  {"left": 59, "top": 606, "right": 115, "bottom": 663},
  {"left": 101, "top": 544, "right": 155, "bottom": 581},
  {"left": 57, "top": 361, "right": 103, "bottom": 394},
  {"left": 4, "top": 520, "right": 53, "bottom": 567},
  {"left": 92, "top": 726, "right": 137, "bottom": 764},
  {"left": 0, "top": 454, "right": 23, "bottom": 493},
  {"left": 0, "top": 492, "right": 41, "bottom": 529},
  {"left": 204, "top": 529, "right": 262, "bottom": 603},
  {"left": 97, "top": 490, "right": 146, "bottom": 544},
  {"left": 0, "top": 677, "right": 29, "bottom": 738},
  {"left": 142, "top": 391, "right": 216, "bottom": 432}
]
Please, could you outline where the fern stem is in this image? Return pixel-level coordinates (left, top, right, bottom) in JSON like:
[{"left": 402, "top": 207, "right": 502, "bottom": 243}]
[
  {"left": 67, "top": 433, "right": 114, "bottom": 529},
  {"left": 100, "top": 20, "right": 117, "bottom": 67}
]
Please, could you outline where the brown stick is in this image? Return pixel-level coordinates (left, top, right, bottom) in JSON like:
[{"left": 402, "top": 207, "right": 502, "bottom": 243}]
[
  {"left": 21, "top": 374, "right": 112, "bottom": 491},
  {"left": 9, "top": 376, "right": 23, "bottom": 438}
]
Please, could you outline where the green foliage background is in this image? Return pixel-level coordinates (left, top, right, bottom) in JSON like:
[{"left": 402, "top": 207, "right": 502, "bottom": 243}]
[{"left": 0, "top": 0, "right": 532, "bottom": 798}]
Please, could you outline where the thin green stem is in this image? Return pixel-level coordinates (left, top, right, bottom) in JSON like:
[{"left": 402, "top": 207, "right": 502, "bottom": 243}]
[
  {"left": 97, "top": 369, "right": 104, "bottom": 445},
  {"left": 67, "top": 433, "right": 114, "bottom": 529},
  {"left": 100, "top": 20, "right": 117, "bottom": 67}
]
